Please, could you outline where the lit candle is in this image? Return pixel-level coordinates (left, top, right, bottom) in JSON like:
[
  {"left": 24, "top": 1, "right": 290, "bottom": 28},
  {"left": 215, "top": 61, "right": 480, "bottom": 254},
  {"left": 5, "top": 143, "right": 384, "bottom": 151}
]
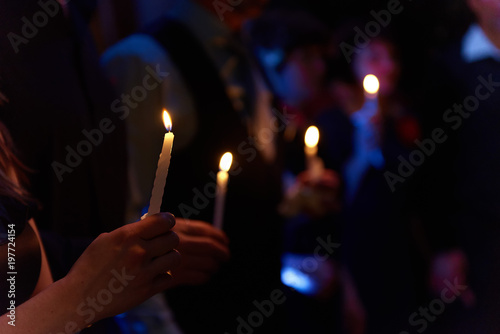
[
  {"left": 213, "top": 152, "right": 232, "bottom": 230},
  {"left": 146, "top": 110, "right": 174, "bottom": 217},
  {"left": 363, "top": 74, "right": 380, "bottom": 101},
  {"left": 361, "top": 74, "right": 384, "bottom": 168},
  {"left": 304, "top": 126, "right": 324, "bottom": 182},
  {"left": 354, "top": 74, "right": 380, "bottom": 128}
]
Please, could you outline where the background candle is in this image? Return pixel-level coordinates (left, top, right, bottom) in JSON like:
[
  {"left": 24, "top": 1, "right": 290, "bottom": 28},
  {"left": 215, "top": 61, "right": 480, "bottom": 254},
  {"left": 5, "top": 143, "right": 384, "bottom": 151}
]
[
  {"left": 213, "top": 152, "right": 232, "bottom": 230},
  {"left": 147, "top": 110, "right": 174, "bottom": 216},
  {"left": 304, "top": 126, "right": 324, "bottom": 182},
  {"left": 360, "top": 74, "right": 384, "bottom": 168},
  {"left": 363, "top": 74, "right": 380, "bottom": 101}
]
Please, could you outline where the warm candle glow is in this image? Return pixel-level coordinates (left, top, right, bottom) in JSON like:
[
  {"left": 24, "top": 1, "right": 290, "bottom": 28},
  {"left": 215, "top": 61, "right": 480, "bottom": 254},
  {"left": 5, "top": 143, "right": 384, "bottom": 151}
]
[
  {"left": 304, "top": 126, "right": 323, "bottom": 181},
  {"left": 163, "top": 110, "right": 172, "bottom": 132},
  {"left": 363, "top": 74, "right": 380, "bottom": 95},
  {"left": 305, "top": 126, "right": 320, "bottom": 149},
  {"left": 219, "top": 152, "right": 233, "bottom": 172},
  {"left": 214, "top": 152, "right": 233, "bottom": 230}
]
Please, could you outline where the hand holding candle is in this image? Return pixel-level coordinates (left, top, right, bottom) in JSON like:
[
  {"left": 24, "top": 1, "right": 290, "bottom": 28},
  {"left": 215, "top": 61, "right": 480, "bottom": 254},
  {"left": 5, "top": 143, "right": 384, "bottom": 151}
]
[
  {"left": 146, "top": 110, "right": 174, "bottom": 217},
  {"left": 213, "top": 152, "right": 232, "bottom": 230},
  {"left": 304, "top": 126, "right": 324, "bottom": 182}
]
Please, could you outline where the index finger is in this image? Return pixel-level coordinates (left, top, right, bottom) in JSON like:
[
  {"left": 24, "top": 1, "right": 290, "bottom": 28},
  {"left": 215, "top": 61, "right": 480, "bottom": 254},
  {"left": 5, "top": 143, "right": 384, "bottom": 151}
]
[
  {"left": 177, "top": 219, "right": 229, "bottom": 246},
  {"left": 134, "top": 212, "right": 176, "bottom": 240}
]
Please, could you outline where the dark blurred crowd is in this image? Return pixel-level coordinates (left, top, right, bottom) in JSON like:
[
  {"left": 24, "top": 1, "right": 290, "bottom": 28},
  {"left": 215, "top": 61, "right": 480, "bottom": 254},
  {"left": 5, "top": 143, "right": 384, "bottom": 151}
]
[{"left": 1, "top": 0, "right": 500, "bottom": 333}]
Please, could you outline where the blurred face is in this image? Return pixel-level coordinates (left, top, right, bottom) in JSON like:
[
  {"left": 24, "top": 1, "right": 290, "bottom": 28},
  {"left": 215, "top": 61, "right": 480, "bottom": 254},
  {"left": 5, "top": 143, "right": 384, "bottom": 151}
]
[
  {"left": 352, "top": 40, "right": 400, "bottom": 96},
  {"left": 199, "top": 0, "right": 269, "bottom": 32},
  {"left": 467, "top": 0, "right": 500, "bottom": 29},
  {"left": 275, "top": 45, "right": 326, "bottom": 106}
]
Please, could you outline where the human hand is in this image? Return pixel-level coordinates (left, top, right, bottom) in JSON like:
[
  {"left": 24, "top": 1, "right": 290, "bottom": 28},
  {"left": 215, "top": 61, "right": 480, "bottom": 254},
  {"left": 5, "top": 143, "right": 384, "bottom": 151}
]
[
  {"left": 279, "top": 169, "right": 342, "bottom": 218},
  {"left": 429, "top": 249, "right": 476, "bottom": 308},
  {"left": 297, "top": 167, "right": 341, "bottom": 189},
  {"left": 169, "top": 218, "right": 230, "bottom": 286},
  {"left": 340, "top": 268, "right": 366, "bottom": 334},
  {"left": 63, "top": 213, "right": 181, "bottom": 325},
  {"left": 281, "top": 253, "right": 339, "bottom": 299}
]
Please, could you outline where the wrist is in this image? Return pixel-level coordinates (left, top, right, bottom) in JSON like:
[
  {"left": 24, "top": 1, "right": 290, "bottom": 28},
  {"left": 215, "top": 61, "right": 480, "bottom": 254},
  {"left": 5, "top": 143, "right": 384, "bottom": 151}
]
[
  {"left": 49, "top": 277, "right": 93, "bottom": 333},
  {"left": 11, "top": 277, "right": 90, "bottom": 334}
]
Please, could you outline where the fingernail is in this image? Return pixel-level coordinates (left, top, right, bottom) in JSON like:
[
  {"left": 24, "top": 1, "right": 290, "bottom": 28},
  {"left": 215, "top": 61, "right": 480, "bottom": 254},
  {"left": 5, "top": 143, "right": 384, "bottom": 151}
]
[{"left": 166, "top": 212, "right": 176, "bottom": 225}]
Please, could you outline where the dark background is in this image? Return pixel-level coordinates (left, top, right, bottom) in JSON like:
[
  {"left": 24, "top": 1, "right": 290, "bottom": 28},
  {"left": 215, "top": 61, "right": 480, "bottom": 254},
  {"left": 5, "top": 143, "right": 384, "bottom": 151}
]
[
  {"left": 91, "top": 0, "right": 475, "bottom": 102},
  {"left": 94, "top": 0, "right": 474, "bottom": 54}
]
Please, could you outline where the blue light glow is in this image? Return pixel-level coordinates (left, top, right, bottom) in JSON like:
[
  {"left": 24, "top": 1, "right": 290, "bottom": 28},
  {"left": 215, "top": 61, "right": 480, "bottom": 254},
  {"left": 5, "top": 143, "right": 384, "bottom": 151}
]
[{"left": 281, "top": 266, "right": 317, "bottom": 295}]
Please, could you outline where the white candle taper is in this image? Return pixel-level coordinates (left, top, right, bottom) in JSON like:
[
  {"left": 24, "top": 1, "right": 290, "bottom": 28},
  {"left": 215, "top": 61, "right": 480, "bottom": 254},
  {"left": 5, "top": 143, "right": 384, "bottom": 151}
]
[
  {"left": 304, "top": 126, "right": 324, "bottom": 182},
  {"left": 213, "top": 152, "right": 232, "bottom": 230},
  {"left": 146, "top": 110, "right": 174, "bottom": 217}
]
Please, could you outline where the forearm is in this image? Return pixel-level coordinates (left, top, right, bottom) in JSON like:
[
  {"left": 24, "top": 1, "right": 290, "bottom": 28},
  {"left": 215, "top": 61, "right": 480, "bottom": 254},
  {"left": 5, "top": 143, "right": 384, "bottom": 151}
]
[{"left": 0, "top": 277, "right": 88, "bottom": 334}]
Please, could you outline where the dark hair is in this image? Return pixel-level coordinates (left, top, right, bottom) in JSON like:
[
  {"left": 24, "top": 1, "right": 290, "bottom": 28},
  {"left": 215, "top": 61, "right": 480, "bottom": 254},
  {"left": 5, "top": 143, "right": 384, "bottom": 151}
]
[
  {"left": 243, "top": 9, "right": 330, "bottom": 61},
  {"left": 0, "top": 121, "right": 33, "bottom": 205},
  {"left": 326, "top": 17, "right": 400, "bottom": 85}
]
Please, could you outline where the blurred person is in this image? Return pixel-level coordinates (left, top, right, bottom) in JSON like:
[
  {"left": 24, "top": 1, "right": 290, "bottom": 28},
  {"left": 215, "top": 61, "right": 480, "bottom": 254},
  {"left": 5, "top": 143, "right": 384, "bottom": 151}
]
[
  {"left": 243, "top": 9, "right": 366, "bottom": 334},
  {"left": 0, "top": 0, "right": 127, "bottom": 271},
  {"left": 319, "top": 27, "right": 422, "bottom": 334},
  {"left": 0, "top": 119, "right": 181, "bottom": 333},
  {"left": 414, "top": 0, "right": 500, "bottom": 332},
  {"left": 102, "top": 0, "right": 287, "bottom": 333},
  {"left": 243, "top": 9, "right": 328, "bottom": 121},
  {"left": 328, "top": 31, "right": 420, "bottom": 201},
  {"left": 242, "top": 8, "right": 331, "bottom": 173}
]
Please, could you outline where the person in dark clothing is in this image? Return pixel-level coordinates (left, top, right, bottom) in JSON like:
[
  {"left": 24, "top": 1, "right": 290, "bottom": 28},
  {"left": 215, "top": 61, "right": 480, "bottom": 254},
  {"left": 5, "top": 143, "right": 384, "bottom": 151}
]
[
  {"left": 0, "top": 0, "right": 128, "bottom": 240},
  {"left": 243, "top": 9, "right": 369, "bottom": 334},
  {"left": 321, "top": 28, "right": 422, "bottom": 334},
  {"left": 413, "top": 0, "right": 500, "bottom": 332}
]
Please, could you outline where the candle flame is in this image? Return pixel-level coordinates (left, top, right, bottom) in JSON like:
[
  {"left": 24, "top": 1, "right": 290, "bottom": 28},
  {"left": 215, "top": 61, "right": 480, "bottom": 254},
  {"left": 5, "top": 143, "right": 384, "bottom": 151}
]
[
  {"left": 363, "top": 74, "right": 380, "bottom": 95},
  {"left": 163, "top": 110, "right": 172, "bottom": 132},
  {"left": 305, "top": 126, "right": 320, "bottom": 148},
  {"left": 219, "top": 152, "right": 233, "bottom": 172}
]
